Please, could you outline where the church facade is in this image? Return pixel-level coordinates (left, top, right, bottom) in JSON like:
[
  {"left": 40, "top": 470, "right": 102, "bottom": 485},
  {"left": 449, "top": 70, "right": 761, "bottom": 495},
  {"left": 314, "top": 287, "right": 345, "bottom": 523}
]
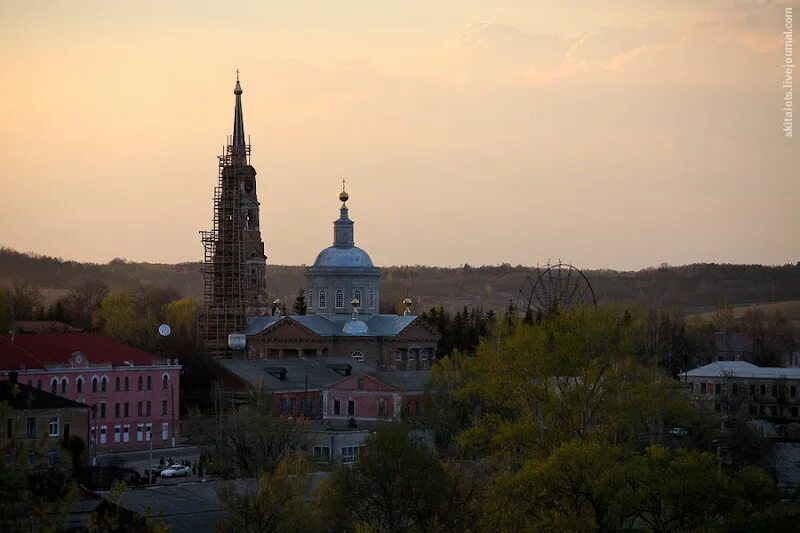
[{"left": 245, "top": 190, "right": 439, "bottom": 371}]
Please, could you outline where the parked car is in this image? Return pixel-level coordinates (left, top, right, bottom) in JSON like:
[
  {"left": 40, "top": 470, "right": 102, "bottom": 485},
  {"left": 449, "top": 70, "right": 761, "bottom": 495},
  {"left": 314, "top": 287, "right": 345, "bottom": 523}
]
[{"left": 160, "top": 465, "right": 191, "bottom": 478}]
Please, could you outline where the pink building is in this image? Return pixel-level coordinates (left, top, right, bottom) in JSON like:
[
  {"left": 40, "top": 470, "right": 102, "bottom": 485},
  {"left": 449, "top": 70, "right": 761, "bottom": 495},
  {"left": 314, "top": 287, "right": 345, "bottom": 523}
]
[
  {"left": 0, "top": 332, "right": 181, "bottom": 452},
  {"left": 324, "top": 371, "right": 427, "bottom": 423}
]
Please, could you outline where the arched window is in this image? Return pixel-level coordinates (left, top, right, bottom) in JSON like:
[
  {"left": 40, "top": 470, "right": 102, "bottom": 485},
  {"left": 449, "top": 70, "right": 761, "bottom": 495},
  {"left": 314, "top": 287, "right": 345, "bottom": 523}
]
[
  {"left": 101, "top": 377, "right": 107, "bottom": 393},
  {"left": 354, "top": 290, "right": 362, "bottom": 306},
  {"left": 369, "top": 289, "right": 375, "bottom": 309},
  {"left": 61, "top": 378, "right": 68, "bottom": 394},
  {"left": 124, "top": 377, "right": 129, "bottom": 391},
  {"left": 92, "top": 377, "right": 98, "bottom": 393},
  {"left": 335, "top": 289, "right": 344, "bottom": 309},
  {"left": 319, "top": 290, "right": 327, "bottom": 309},
  {"left": 51, "top": 379, "right": 58, "bottom": 394},
  {"left": 162, "top": 374, "right": 169, "bottom": 390},
  {"left": 351, "top": 350, "right": 364, "bottom": 362},
  {"left": 36, "top": 380, "right": 42, "bottom": 389},
  {"left": 115, "top": 377, "right": 121, "bottom": 392},
  {"left": 77, "top": 377, "right": 83, "bottom": 394},
  {"left": 308, "top": 290, "right": 313, "bottom": 309},
  {"left": 138, "top": 376, "right": 143, "bottom": 391},
  {"left": 147, "top": 376, "right": 152, "bottom": 391}
]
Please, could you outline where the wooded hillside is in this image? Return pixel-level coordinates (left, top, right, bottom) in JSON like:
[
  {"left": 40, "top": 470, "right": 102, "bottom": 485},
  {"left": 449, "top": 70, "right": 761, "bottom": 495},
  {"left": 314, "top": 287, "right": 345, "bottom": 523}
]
[{"left": 1, "top": 247, "right": 799, "bottom": 313}]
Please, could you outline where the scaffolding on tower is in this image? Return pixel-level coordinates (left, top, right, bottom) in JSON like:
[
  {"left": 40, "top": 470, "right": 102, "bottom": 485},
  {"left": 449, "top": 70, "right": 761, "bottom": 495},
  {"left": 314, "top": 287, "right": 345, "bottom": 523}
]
[{"left": 199, "top": 139, "right": 251, "bottom": 358}]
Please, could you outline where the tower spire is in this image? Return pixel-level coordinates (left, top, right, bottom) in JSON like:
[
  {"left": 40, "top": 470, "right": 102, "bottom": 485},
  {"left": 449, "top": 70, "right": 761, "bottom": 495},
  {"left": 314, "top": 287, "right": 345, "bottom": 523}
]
[{"left": 231, "top": 71, "right": 247, "bottom": 166}]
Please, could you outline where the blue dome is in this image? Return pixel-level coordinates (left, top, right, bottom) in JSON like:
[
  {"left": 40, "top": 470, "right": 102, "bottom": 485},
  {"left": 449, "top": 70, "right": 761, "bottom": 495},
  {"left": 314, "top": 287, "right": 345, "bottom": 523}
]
[
  {"left": 343, "top": 319, "right": 369, "bottom": 335},
  {"left": 313, "top": 246, "right": 375, "bottom": 268}
]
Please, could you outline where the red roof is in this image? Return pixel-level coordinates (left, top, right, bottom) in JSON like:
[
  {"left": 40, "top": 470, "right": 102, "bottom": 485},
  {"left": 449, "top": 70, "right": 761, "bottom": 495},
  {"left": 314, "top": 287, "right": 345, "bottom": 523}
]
[{"left": 0, "top": 333, "right": 163, "bottom": 370}]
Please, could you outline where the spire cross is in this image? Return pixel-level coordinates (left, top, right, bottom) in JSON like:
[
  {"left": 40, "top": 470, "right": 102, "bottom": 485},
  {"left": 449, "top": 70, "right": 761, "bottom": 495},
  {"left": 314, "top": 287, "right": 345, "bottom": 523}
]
[
  {"left": 236, "top": 68, "right": 240, "bottom": 82},
  {"left": 342, "top": 178, "right": 346, "bottom": 192}
]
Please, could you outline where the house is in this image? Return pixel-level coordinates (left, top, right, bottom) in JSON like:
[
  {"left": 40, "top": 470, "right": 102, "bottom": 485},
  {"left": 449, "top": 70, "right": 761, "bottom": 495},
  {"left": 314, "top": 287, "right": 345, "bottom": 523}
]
[
  {"left": 0, "top": 331, "right": 181, "bottom": 452},
  {"left": 0, "top": 371, "right": 90, "bottom": 470}
]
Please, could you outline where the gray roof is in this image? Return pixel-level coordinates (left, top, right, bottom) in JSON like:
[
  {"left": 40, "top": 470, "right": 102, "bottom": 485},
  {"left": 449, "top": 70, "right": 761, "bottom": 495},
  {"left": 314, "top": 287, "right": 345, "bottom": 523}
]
[
  {"left": 221, "top": 357, "right": 372, "bottom": 392},
  {"left": 246, "top": 314, "right": 421, "bottom": 338},
  {"left": 685, "top": 361, "right": 800, "bottom": 380},
  {"left": 313, "top": 245, "right": 375, "bottom": 268},
  {"left": 372, "top": 371, "right": 430, "bottom": 393}
]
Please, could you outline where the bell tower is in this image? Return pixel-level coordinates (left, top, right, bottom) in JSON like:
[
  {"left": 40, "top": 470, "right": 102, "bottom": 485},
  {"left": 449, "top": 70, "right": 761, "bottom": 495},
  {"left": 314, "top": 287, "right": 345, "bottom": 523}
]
[{"left": 200, "top": 73, "right": 269, "bottom": 357}]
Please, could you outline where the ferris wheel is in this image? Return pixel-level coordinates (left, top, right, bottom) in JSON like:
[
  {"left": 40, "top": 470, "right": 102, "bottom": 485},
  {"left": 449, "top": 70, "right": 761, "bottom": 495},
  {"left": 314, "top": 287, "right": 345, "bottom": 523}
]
[{"left": 515, "top": 262, "right": 597, "bottom": 316}]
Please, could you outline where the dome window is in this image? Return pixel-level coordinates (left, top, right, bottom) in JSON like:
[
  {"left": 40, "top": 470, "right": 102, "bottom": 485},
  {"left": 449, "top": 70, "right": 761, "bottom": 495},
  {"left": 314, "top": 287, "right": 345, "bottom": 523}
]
[{"left": 351, "top": 351, "right": 364, "bottom": 362}]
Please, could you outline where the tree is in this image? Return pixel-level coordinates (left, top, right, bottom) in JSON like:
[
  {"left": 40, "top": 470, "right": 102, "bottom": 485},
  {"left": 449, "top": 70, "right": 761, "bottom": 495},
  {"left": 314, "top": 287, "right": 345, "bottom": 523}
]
[
  {"left": 8, "top": 282, "right": 45, "bottom": 321},
  {"left": 321, "top": 423, "right": 477, "bottom": 532},
  {"left": 63, "top": 280, "right": 109, "bottom": 330},
  {"left": 92, "top": 292, "right": 141, "bottom": 347},
  {"left": 216, "top": 453, "right": 322, "bottom": 533},
  {"left": 0, "top": 289, "right": 12, "bottom": 334},
  {"left": 291, "top": 289, "right": 307, "bottom": 315}
]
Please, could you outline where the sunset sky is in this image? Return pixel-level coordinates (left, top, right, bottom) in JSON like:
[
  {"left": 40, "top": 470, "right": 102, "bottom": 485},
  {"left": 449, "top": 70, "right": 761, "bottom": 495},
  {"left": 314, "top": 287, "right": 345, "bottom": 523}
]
[{"left": 1, "top": 0, "right": 797, "bottom": 270}]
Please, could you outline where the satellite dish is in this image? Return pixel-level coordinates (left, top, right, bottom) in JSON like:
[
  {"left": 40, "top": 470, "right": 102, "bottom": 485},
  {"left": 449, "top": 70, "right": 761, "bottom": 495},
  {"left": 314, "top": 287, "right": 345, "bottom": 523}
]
[{"left": 158, "top": 324, "right": 172, "bottom": 337}]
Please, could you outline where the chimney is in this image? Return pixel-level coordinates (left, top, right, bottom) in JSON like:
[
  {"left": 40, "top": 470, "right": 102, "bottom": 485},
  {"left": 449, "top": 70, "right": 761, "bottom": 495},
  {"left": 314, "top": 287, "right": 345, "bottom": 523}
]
[{"left": 8, "top": 371, "right": 18, "bottom": 384}]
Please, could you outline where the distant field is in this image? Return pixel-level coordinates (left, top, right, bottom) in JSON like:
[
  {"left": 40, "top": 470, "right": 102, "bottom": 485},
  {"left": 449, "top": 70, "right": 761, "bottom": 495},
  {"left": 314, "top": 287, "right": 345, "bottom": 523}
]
[{"left": 688, "top": 300, "right": 800, "bottom": 327}]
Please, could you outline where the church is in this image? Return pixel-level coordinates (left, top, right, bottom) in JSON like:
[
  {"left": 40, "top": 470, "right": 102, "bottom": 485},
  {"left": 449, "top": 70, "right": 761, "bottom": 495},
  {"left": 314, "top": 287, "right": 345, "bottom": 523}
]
[
  {"left": 201, "top": 76, "right": 439, "bottom": 370},
  {"left": 246, "top": 188, "right": 439, "bottom": 371}
]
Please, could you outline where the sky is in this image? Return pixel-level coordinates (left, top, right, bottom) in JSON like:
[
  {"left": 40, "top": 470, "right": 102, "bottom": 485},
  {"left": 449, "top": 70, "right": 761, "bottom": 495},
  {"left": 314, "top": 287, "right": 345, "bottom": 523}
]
[{"left": 0, "top": 0, "right": 797, "bottom": 270}]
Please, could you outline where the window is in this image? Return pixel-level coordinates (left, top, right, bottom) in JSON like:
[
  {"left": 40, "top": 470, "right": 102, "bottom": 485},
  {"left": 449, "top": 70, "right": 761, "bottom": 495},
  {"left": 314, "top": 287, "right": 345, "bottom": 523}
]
[
  {"left": 319, "top": 290, "right": 327, "bottom": 309},
  {"left": 138, "top": 376, "right": 143, "bottom": 391},
  {"left": 26, "top": 417, "right": 36, "bottom": 438},
  {"left": 714, "top": 383, "right": 720, "bottom": 394},
  {"left": 770, "top": 406, "right": 778, "bottom": 416},
  {"left": 313, "top": 446, "right": 331, "bottom": 461},
  {"left": 760, "top": 384, "right": 766, "bottom": 396},
  {"left": 77, "top": 377, "right": 83, "bottom": 393},
  {"left": 147, "top": 376, "right": 152, "bottom": 391},
  {"left": 378, "top": 398, "right": 387, "bottom": 418},
  {"left": 792, "top": 407, "right": 799, "bottom": 418},
  {"left": 124, "top": 403, "right": 129, "bottom": 417},
  {"left": 357, "top": 378, "right": 364, "bottom": 390},
  {"left": 749, "top": 404, "right": 757, "bottom": 415},
  {"left": 333, "top": 399, "right": 341, "bottom": 416},
  {"left": 115, "top": 403, "right": 120, "bottom": 418},
  {"left": 146, "top": 401, "right": 152, "bottom": 416},
  {"left": 145, "top": 423, "right": 152, "bottom": 441},
  {"left": 421, "top": 349, "right": 429, "bottom": 361},
  {"left": 749, "top": 384, "right": 755, "bottom": 396},
  {"left": 731, "top": 384, "right": 738, "bottom": 395},
  {"left": 354, "top": 289, "right": 362, "bottom": 306},
  {"left": 341, "top": 445, "right": 360, "bottom": 464},
  {"left": 714, "top": 403, "right": 721, "bottom": 412},
  {"left": 124, "top": 377, "right": 129, "bottom": 391},
  {"left": 61, "top": 378, "right": 68, "bottom": 394},
  {"left": 792, "top": 385, "right": 797, "bottom": 398},
  {"left": 100, "top": 403, "right": 106, "bottom": 419},
  {"left": 351, "top": 351, "right": 364, "bottom": 362},
  {"left": 290, "top": 398, "right": 296, "bottom": 416},
  {"left": 162, "top": 375, "right": 169, "bottom": 390},
  {"left": 36, "top": 380, "right": 42, "bottom": 390},
  {"left": 48, "top": 451, "right": 59, "bottom": 466},
  {"left": 114, "top": 425, "right": 121, "bottom": 443},
  {"left": 772, "top": 384, "right": 778, "bottom": 397},
  {"left": 51, "top": 379, "right": 58, "bottom": 394},
  {"left": 162, "top": 422, "right": 169, "bottom": 441},
  {"left": 335, "top": 289, "right": 344, "bottom": 309},
  {"left": 347, "top": 399, "right": 355, "bottom": 417},
  {"left": 137, "top": 402, "right": 143, "bottom": 416},
  {"left": 137, "top": 424, "right": 144, "bottom": 442},
  {"left": 101, "top": 377, "right": 107, "bottom": 392},
  {"left": 115, "top": 377, "right": 120, "bottom": 392},
  {"left": 309, "top": 290, "right": 313, "bottom": 309},
  {"left": 123, "top": 425, "right": 130, "bottom": 443},
  {"left": 162, "top": 400, "right": 168, "bottom": 416},
  {"left": 49, "top": 416, "right": 60, "bottom": 437},
  {"left": 700, "top": 383, "right": 707, "bottom": 394},
  {"left": 100, "top": 426, "right": 107, "bottom": 444},
  {"left": 92, "top": 377, "right": 98, "bottom": 393},
  {"left": 415, "top": 400, "right": 421, "bottom": 416},
  {"left": 395, "top": 351, "right": 403, "bottom": 362},
  {"left": 369, "top": 289, "right": 375, "bottom": 309},
  {"left": 6, "top": 418, "right": 11, "bottom": 439},
  {"left": 280, "top": 398, "right": 287, "bottom": 415}
]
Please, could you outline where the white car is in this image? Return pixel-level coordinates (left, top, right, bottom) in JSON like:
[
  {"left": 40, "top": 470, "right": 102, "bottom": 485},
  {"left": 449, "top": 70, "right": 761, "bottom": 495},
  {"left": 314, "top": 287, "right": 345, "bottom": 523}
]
[{"left": 160, "top": 465, "right": 191, "bottom": 478}]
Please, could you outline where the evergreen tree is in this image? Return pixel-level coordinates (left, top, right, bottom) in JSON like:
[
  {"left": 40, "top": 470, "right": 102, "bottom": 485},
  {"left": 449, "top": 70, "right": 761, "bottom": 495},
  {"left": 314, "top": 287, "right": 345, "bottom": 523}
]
[{"left": 292, "top": 289, "right": 307, "bottom": 315}]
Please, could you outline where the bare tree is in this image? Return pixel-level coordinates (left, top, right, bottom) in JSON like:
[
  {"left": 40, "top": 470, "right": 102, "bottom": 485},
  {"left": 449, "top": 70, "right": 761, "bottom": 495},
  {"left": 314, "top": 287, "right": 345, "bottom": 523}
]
[{"left": 64, "top": 280, "right": 109, "bottom": 330}]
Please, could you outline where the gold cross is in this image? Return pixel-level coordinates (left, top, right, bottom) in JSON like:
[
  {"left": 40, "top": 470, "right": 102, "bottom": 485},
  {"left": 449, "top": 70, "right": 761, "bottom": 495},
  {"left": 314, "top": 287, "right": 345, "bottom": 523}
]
[
  {"left": 342, "top": 178, "right": 346, "bottom": 192},
  {"left": 236, "top": 68, "right": 240, "bottom": 82}
]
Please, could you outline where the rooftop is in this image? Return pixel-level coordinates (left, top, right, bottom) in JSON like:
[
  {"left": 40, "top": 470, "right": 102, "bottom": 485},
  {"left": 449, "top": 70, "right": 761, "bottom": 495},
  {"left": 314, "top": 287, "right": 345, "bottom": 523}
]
[
  {"left": 221, "top": 356, "right": 372, "bottom": 393},
  {"left": 0, "top": 332, "right": 169, "bottom": 370},
  {"left": 685, "top": 361, "right": 800, "bottom": 380},
  {"left": 0, "top": 379, "right": 89, "bottom": 411},
  {"left": 246, "top": 314, "right": 419, "bottom": 338}
]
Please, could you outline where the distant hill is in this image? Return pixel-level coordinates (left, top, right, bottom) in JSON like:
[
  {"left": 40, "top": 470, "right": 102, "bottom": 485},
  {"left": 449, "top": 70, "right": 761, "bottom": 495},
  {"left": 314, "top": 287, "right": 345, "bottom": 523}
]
[{"left": 1, "top": 247, "right": 799, "bottom": 313}]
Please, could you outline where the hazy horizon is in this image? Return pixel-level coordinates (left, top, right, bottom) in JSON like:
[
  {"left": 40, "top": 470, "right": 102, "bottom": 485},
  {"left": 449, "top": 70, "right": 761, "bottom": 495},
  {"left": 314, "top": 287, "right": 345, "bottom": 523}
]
[{"left": 2, "top": 1, "right": 797, "bottom": 271}]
